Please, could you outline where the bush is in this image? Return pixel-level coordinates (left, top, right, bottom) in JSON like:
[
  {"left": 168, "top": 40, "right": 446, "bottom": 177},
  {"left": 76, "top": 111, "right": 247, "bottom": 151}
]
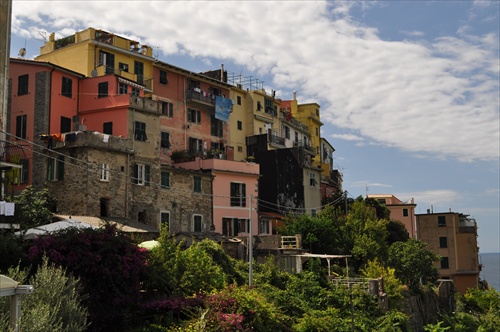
[
  {"left": 0, "top": 257, "right": 88, "bottom": 332},
  {"left": 28, "top": 225, "right": 148, "bottom": 332}
]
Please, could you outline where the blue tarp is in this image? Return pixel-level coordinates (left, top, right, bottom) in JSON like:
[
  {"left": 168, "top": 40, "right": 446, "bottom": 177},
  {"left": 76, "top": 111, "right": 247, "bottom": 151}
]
[{"left": 215, "top": 96, "right": 233, "bottom": 122}]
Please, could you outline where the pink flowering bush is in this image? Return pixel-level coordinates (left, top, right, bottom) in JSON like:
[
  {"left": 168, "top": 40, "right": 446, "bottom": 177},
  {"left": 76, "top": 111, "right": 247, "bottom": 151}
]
[{"left": 28, "top": 225, "right": 148, "bottom": 332}]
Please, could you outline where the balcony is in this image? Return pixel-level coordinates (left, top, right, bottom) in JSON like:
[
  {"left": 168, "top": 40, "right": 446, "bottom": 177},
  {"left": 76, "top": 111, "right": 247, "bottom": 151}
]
[
  {"left": 185, "top": 89, "right": 215, "bottom": 110},
  {"left": 49, "top": 131, "right": 133, "bottom": 153},
  {"left": 269, "top": 134, "right": 285, "bottom": 147},
  {"left": 0, "top": 142, "right": 27, "bottom": 167},
  {"left": 129, "top": 95, "right": 161, "bottom": 115},
  {"left": 293, "top": 141, "right": 315, "bottom": 155}
]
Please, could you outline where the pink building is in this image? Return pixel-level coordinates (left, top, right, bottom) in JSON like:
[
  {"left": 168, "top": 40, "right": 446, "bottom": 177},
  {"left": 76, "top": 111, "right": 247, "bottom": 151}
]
[
  {"left": 176, "top": 157, "right": 260, "bottom": 235},
  {"left": 367, "top": 194, "right": 417, "bottom": 238}
]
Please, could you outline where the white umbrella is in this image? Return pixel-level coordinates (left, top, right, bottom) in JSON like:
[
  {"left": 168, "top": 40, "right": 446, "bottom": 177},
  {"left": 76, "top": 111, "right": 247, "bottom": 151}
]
[
  {"left": 138, "top": 240, "right": 160, "bottom": 250},
  {"left": 15, "top": 220, "right": 98, "bottom": 240}
]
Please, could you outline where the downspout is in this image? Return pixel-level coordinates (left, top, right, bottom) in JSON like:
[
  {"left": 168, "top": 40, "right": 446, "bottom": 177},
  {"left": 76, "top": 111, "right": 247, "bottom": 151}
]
[{"left": 452, "top": 213, "right": 458, "bottom": 275}]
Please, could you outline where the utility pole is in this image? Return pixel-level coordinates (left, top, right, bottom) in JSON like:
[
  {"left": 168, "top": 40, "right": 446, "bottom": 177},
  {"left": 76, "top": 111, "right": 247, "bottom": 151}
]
[
  {"left": 344, "top": 190, "right": 348, "bottom": 215},
  {"left": 248, "top": 194, "right": 253, "bottom": 286}
]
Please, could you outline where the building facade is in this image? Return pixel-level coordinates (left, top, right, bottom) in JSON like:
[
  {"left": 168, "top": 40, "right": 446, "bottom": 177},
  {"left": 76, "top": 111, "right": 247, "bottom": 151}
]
[
  {"left": 416, "top": 211, "right": 481, "bottom": 294},
  {"left": 367, "top": 194, "right": 417, "bottom": 238}
]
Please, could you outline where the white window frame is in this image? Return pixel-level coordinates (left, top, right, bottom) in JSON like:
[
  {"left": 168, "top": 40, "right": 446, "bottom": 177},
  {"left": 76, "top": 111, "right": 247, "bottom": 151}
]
[
  {"left": 100, "top": 163, "right": 110, "bottom": 181},
  {"left": 136, "top": 163, "right": 145, "bottom": 185},
  {"left": 259, "top": 219, "right": 270, "bottom": 234}
]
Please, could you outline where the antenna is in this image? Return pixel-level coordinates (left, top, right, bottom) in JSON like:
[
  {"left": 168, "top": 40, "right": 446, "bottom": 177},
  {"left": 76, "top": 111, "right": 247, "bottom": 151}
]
[{"left": 18, "top": 48, "right": 26, "bottom": 57}]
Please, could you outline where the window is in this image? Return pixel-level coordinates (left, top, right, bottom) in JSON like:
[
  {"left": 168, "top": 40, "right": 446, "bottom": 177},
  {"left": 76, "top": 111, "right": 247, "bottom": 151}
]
[
  {"left": 311, "top": 209, "right": 317, "bottom": 217},
  {"left": 100, "top": 198, "right": 109, "bottom": 217},
  {"left": 133, "top": 163, "right": 150, "bottom": 186},
  {"left": 211, "top": 116, "right": 223, "bottom": 137},
  {"left": 237, "top": 121, "right": 242, "bottom": 130},
  {"left": 20, "top": 159, "right": 29, "bottom": 184},
  {"left": 100, "top": 163, "right": 110, "bottom": 181},
  {"left": 295, "top": 132, "right": 299, "bottom": 143},
  {"left": 439, "top": 237, "right": 448, "bottom": 248},
  {"left": 160, "top": 211, "right": 170, "bottom": 232},
  {"left": 316, "top": 108, "right": 319, "bottom": 116},
  {"left": 161, "top": 102, "right": 173, "bottom": 117},
  {"left": 60, "top": 116, "right": 71, "bottom": 133},
  {"left": 230, "top": 182, "right": 246, "bottom": 207},
  {"left": 119, "top": 62, "right": 129, "bottom": 72},
  {"left": 103, "top": 122, "right": 113, "bottom": 135},
  {"left": 438, "top": 216, "right": 446, "bottom": 227},
  {"left": 309, "top": 173, "right": 317, "bottom": 186},
  {"left": 223, "top": 218, "right": 237, "bottom": 236},
  {"left": 131, "top": 87, "right": 140, "bottom": 96},
  {"left": 193, "top": 176, "right": 202, "bottom": 193},
  {"left": 237, "top": 146, "right": 243, "bottom": 152},
  {"left": 403, "top": 208, "right": 409, "bottom": 217},
  {"left": 47, "top": 156, "right": 64, "bottom": 181},
  {"left": 119, "top": 83, "right": 128, "bottom": 94},
  {"left": 284, "top": 125, "right": 290, "bottom": 139},
  {"left": 161, "top": 171, "right": 170, "bottom": 189},
  {"left": 257, "top": 101, "right": 262, "bottom": 111},
  {"left": 238, "top": 219, "right": 249, "bottom": 233},
  {"left": 237, "top": 96, "right": 241, "bottom": 105},
  {"left": 98, "top": 82, "right": 108, "bottom": 98},
  {"left": 134, "top": 121, "right": 147, "bottom": 141},
  {"left": 15, "top": 115, "right": 27, "bottom": 139},
  {"left": 134, "top": 61, "right": 144, "bottom": 84},
  {"left": 440, "top": 257, "right": 449, "bottom": 269},
  {"left": 259, "top": 219, "right": 269, "bottom": 234},
  {"left": 188, "top": 109, "right": 201, "bottom": 124},
  {"left": 188, "top": 137, "right": 202, "bottom": 154},
  {"left": 188, "top": 79, "right": 200, "bottom": 90},
  {"left": 161, "top": 132, "right": 170, "bottom": 148},
  {"left": 99, "top": 51, "right": 114, "bottom": 74},
  {"left": 159, "top": 70, "right": 168, "bottom": 84},
  {"left": 264, "top": 98, "right": 275, "bottom": 115},
  {"left": 17, "top": 74, "right": 28, "bottom": 95},
  {"left": 193, "top": 215, "right": 202, "bottom": 232},
  {"left": 315, "top": 127, "right": 319, "bottom": 136},
  {"left": 61, "top": 76, "right": 72, "bottom": 98}
]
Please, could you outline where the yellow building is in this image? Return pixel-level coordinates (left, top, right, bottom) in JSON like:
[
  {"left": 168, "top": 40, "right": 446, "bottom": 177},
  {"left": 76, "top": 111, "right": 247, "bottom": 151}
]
[
  {"left": 291, "top": 92, "right": 322, "bottom": 166},
  {"left": 36, "top": 28, "right": 155, "bottom": 94}
]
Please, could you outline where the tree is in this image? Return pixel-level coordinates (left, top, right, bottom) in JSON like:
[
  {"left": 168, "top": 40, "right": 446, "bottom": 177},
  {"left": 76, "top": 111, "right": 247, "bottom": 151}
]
[
  {"left": 387, "top": 239, "right": 439, "bottom": 289},
  {"left": 0, "top": 257, "right": 88, "bottom": 332},
  {"left": 13, "top": 186, "right": 54, "bottom": 228}
]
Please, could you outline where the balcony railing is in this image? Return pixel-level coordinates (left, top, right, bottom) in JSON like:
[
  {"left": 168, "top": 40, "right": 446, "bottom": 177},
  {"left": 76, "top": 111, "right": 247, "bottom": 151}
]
[
  {"left": 185, "top": 89, "right": 216, "bottom": 107},
  {"left": 269, "top": 134, "right": 285, "bottom": 146},
  {"left": 293, "top": 141, "right": 315, "bottom": 154}
]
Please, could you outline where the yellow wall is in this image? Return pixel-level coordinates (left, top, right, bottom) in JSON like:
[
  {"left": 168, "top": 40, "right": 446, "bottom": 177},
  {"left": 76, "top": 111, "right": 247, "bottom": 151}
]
[
  {"left": 296, "top": 103, "right": 322, "bottom": 164},
  {"left": 229, "top": 87, "right": 248, "bottom": 161}
]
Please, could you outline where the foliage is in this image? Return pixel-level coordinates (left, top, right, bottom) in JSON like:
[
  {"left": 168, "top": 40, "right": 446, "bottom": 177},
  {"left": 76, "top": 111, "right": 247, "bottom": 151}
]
[
  {"left": 344, "top": 200, "right": 390, "bottom": 269},
  {"left": 365, "top": 197, "right": 391, "bottom": 219},
  {"left": 386, "top": 219, "right": 410, "bottom": 245},
  {"left": 0, "top": 232, "right": 26, "bottom": 272},
  {"left": 27, "top": 225, "right": 148, "bottom": 332},
  {"left": 375, "top": 310, "right": 411, "bottom": 332},
  {"left": 0, "top": 256, "right": 88, "bottom": 332},
  {"left": 144, "top": 235, "right": 234, "bottom": 298},
  {"left": 424, "top": 321, "right": 451, "bottom": 331},
  {"left": 387, "top": 239, "right": 439, "bottom": 289},
  {"left": 13, "top": 186, "right": 54, "bottom": 228},
  {"left": 452, "top": 288, "right": 500, "bottom": 331},
  {"left": 280, "top": 206, "right": 346, "bottom": 255},
  {"left": 360, "top": 259, "right": 404, "bottom": 307}
]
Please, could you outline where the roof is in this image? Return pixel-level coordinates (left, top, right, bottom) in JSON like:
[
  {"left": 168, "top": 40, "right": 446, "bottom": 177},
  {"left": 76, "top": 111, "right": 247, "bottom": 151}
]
[{"left": 53, "top": 215, "right": 159, "bottom": 233}]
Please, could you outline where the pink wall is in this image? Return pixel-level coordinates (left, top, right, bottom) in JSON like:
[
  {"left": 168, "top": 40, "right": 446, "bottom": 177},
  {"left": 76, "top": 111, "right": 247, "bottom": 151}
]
[{"left": 178, "top": 158, "right": 260, "bottom": 235}]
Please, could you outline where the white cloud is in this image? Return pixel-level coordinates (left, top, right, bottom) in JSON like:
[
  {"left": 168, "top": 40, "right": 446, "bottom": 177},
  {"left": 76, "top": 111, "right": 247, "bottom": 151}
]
[
  {"left": 331, "top": 133, "right": 363, "bottom": 141},
  {"left": 11, "top": 1, "right": 499, "bottom": 162},
  {"left": 397, "top": 190, "right": 463, "bottom": 209}
]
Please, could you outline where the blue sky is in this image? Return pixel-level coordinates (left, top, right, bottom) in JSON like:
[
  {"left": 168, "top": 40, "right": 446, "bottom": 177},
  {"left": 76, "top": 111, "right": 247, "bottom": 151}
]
[{"left": 9, "top": 1, "right": 500, "bottom": 253}]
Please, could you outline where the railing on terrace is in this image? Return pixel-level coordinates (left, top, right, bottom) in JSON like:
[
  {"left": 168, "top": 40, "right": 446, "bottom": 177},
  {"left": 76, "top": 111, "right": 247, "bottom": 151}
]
[
  {"left": 185, "top": 89, "right": 216, "bottom": 106},
  {"left": 293, "top": 141, "right": 315, "bottom": 154},
  {"left": 269, "top": 134, "right": 285, "bottom": 146},
  {"left": 332, "top": 278, "right": 372, "bottom": 291},
  {"left": 281, "top": 236, "right": 300, "bottom": 249}
]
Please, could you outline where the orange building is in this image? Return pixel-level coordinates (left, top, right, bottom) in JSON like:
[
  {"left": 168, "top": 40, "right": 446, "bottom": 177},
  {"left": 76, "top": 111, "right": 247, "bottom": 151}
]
[{"left": 416, "top": 211, "right": 481, "bottom": 294}]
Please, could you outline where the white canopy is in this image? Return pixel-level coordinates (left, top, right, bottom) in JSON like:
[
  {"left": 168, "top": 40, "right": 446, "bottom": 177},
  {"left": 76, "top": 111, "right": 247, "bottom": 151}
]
[{"left": 15, "top": 219, "right": 98, "bottom": 240}]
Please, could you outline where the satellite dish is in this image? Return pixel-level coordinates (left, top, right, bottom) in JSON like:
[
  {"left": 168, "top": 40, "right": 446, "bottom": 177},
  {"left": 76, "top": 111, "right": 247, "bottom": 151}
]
[
  {"left": 19, "top": 48, "right": 26, "bottom": 57},
  {"left": 91, "top": 70, "right": 98, "bottom": 78}
]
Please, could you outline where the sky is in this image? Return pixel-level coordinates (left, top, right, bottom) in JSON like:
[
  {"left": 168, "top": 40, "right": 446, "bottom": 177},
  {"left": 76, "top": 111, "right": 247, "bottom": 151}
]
[{"left": 8, "top": 1, "right": 500, "bottom": 253}]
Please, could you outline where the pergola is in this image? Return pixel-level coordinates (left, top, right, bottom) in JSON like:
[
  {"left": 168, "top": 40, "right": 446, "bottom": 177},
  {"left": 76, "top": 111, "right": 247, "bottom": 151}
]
[
  {"left": 0, "top": 275, "right": 34, "bottom": 332},
  {"left": 298, "top": 253, "right": 352, "bottom": 278}
]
